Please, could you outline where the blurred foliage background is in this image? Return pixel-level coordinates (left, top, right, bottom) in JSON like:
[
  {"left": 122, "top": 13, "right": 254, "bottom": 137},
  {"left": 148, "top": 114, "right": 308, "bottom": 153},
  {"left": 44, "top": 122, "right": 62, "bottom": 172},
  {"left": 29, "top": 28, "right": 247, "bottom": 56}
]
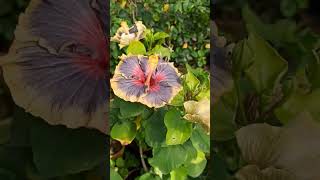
[
  {"left": 212, "top": 0, "right": 320, "bottom": 179},
  {"left": 0, "top": 0, "right": 29, "bottom": 52}
]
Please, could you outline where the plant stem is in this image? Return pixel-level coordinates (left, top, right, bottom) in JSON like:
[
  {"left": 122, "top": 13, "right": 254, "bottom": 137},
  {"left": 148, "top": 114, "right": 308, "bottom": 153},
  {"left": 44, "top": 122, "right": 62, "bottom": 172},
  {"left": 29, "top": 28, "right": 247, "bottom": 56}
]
[{"left": 139, "top": 142, "right": 148, "bottom": 172}]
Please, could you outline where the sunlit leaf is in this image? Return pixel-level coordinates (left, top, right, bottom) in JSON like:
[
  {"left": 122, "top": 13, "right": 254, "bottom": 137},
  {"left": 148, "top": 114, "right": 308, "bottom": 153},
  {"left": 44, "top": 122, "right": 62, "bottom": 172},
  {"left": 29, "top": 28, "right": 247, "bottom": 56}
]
[
  {"left": 164, "top": 109, "right": 192, "bottom": 145},
  {"left": 126, "top": 40, "right": 147, "bottom": 55},
  {"left": 111, "top": 120, "right": 137, "bottom": 145}
]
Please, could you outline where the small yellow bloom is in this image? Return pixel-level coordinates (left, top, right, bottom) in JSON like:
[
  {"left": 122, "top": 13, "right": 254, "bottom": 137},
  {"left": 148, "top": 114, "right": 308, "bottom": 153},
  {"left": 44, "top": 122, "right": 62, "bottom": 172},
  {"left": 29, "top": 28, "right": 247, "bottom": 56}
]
[
  {"left": 182, "top": 42, "right": 188, "bottom": 49},
  {"left": 163, "top": 3, "right": 170, "bottom": 12},
  {"left": 119, "top": 0, "right": 127, "bottom": 8},
  {"left": 205, "top": 43, "right": 210, "bottom": 49}
]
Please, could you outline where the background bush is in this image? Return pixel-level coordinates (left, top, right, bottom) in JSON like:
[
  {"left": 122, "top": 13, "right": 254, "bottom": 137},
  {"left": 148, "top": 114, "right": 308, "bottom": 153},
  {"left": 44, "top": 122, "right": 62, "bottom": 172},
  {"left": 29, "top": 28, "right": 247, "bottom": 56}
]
[{"left": 110, "top": 0, "right": 210, "bottom": 72}]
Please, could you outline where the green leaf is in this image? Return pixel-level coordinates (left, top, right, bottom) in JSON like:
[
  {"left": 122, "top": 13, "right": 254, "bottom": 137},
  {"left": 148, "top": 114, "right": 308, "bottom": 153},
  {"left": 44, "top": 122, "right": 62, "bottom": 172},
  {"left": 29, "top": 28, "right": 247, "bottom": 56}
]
[
  {"left": 0, "top": 168, "right": 16, "bottom": 180},
  {"left": 111, "top": 120, "right": 137, "bottom": 145},
  {"left": 185, "top": 64, "right": 200, "bottom": 92},
  {"left": 118, "top": 99, "right": 146, "bottom": 119},
  {"left": 190, "top": 125, "right": 209, "bottom": 153},
  {"left": 275, "top": 89, "right": 320, "bottom": 124},
  {"left": 30, "top": 118, "right": 107, "bottom": 177},
  {"left": 143, "top": 109, "right": 167, "bottom": 148},
  {"left": 196, "top": 88, "right": 210, "bottom": 101},
  {"left": 164, "top": 109, "right": 192, "bottom": 145},
  {"left": 149, "top": 45, "right": 171, "bottom": 58},
  {"left": 111, "top": 168, "right": 123, "bottom": 180},
  {"left": 170, "top": 89, "right": 185, "bottom": 106},
  {"left": 280, "top": 0, "right": 297, "bottom": 17},
  {"left": 244, "top": 32, "right": 288, "bottom": 93},
  {"left": 170, "top": 166, "right": 188, "bottom": 180},
  {"left": 185, "top": 150, "right": 207, "bottom": 178},
  {"left": 148, "top": 144, "right": 190, "bottom": 174},
  {"left": 0, "top": 146, "right": 31, "bottom": 178},
  {"left": 138, "top": 173, "right": 161, "bottom": 180},
  {"left": 10, "top": 106, "right": 32, "bottom": 147},
  {"left": 116, "top": 158, "right": 125, "bottom": 168},
  {"left": 153, "top": 32, "right": 169, "bottom": 41},
  {"left": 0, "top": 1, "right": 14, "bottom": 16},
  {"left": 126, "top": 40, "right": 147, "bottom": 55},
  {"left": 0, "top": 118, "right": 11, "bottom": 144},
  {"left": 212, "top": 94, "right": 237, "bottom": 141},
  {"left": 209, "top": 153, "right": 230, "bottom": 180},
  {"left": 242, "top": 6, "right": 297, "bottom": 45}
]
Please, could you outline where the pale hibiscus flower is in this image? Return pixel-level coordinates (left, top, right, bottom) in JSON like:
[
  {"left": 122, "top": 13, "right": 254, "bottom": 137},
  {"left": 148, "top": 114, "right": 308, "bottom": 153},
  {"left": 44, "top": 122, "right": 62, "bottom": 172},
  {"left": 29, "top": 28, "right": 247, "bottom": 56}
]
[{"left": 111, "top": 21, "right": 146, "bottom": 49}]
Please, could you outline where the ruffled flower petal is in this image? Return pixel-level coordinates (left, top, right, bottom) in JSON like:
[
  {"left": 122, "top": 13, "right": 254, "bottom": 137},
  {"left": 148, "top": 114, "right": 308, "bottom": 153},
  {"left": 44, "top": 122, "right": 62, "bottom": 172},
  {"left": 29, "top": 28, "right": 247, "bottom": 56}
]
[
  {"left": 111, "top": 55, "right": 181, "bottom": 108},
  {"left": 0, "top": 0, "right": 108, "bottom": 134}
]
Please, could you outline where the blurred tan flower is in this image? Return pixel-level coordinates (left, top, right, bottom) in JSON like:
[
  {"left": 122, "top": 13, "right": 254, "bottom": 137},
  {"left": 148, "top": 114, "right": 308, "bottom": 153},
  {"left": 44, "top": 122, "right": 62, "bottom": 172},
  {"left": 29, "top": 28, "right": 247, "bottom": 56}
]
[
  {"left": 236, "top": 112, "right": 320, "bottom": 180},
  {"left": 111, "top": 21, "right": 146, "bottom": 49},
  {"left": 184, "top": 99, "right": 210, "bottom": 134}
]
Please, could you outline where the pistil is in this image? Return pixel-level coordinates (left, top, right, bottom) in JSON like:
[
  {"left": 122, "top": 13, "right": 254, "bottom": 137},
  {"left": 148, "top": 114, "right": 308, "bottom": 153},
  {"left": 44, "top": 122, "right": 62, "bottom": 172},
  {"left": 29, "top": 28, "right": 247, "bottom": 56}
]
[{"left": 145, "top": 55, "right": 159, "bottom": 91}]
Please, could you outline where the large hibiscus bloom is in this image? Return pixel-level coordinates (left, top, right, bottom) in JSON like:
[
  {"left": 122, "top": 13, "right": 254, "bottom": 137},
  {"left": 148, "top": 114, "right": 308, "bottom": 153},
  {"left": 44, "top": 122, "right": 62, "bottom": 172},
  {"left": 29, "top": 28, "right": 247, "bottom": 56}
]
[
  {"left": 0, "top": 0, "right": 108, "bottom": 134},
  {"left": 111, "top": 55, "right": 182, "bottom": 108}
]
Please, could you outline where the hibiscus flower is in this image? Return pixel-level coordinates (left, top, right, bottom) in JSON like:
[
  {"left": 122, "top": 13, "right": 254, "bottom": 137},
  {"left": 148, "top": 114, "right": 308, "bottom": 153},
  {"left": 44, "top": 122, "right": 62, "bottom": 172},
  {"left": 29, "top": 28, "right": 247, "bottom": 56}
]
[
  {"left": 111, "top": 55, "right": 182, "bottom": 108},
  {"left": 0, "top": 0, "right": 108, "bottom": 134}
]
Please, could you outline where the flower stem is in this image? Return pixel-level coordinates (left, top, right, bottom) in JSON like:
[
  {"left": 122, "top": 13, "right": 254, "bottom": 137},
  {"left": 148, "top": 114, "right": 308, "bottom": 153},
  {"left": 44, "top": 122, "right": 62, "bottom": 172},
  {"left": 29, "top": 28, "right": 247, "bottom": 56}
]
[{"left": 139, "top": 142, "right": 148, "bottom": 172}]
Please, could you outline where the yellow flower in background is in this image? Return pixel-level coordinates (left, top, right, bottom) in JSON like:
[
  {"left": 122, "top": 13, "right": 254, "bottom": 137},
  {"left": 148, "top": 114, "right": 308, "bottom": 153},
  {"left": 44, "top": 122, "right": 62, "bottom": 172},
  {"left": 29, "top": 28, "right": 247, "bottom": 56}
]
[
  {"left": 163, "top": 3, "right": 170, "bottom": 12},
  {"left": 205, "top": 43, "right": 210, "bottom": 49},
  {"left": 184, "top": 99, "right": 210, "bottom": 134},
  {"left": 118, "top": 0, "right": 127, "bottom": 8},
  {"left": 111, "top": 21, "right": 146, "bottom": 49},
  {"left": 182, "top": 42, "right": 188, "bottom": 49}
]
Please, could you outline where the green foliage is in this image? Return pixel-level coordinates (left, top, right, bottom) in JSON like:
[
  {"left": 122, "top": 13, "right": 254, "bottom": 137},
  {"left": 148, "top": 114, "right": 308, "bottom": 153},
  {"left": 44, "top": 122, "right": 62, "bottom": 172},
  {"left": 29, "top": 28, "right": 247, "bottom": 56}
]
[
  {"left": 164, "top": 109, "right": 192, "bottom": 145},
  {"left": 127, "top": 40, "right": 147, "bottom": 55},
  {"left": 110, "top": 7, "right": 210, "bottom": 177},
  {"left": 0, "top": 0, "right": 29, "bottom": 50},
  {"left": 0, "top": 106, "right": 108, "bottom": 179},
  {"left": 110, "top": 67, "right": 210, "bottom": 179},
  {"left": 111, "top": 0, "right": 210, "bottom": 71}
]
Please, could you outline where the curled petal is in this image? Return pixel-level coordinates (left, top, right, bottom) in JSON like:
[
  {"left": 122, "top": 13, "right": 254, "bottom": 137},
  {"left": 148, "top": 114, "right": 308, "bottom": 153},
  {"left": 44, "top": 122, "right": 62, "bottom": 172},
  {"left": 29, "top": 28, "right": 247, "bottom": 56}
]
[
  {"left": 1, "top": 0, "right": 108, "bottom": 134},
  {"left": 236, "top": 123, "right": 281, "bottom": 168},
  {"left": 236, "top": 112, "right": 320, "bottom": 180},
  {"left": 111, "top": 21, "right": 146, "bottom": 49},
  {"left": 184, "top": 99, "right": 210, "bottom": 134}
]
